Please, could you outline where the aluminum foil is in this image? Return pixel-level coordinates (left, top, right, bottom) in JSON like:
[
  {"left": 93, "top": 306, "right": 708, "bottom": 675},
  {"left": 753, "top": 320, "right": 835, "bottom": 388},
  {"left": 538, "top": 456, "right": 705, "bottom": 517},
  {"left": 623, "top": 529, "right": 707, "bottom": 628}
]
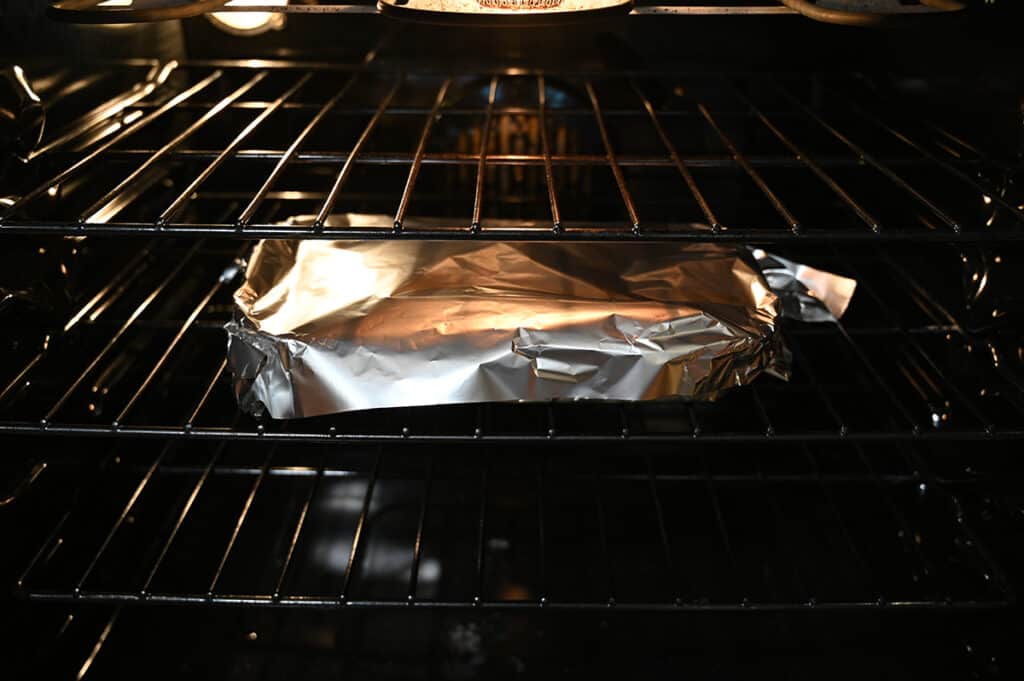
[{"left": 226, "top": 229, "right": 855, "bottom": 419}]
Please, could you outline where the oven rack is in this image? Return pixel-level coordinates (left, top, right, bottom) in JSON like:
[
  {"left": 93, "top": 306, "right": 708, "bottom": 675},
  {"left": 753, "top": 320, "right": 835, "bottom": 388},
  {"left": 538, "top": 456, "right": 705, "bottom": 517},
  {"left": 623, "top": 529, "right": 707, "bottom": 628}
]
[
  {"left": 10, "top": 433, "right": 1020, "bottom": 612},
  {"left": 0, "top": 240, "right": 1022, "bottom": 444},
  {"left": 2, "top": 60, "right": 1021, "bottom": 243}
]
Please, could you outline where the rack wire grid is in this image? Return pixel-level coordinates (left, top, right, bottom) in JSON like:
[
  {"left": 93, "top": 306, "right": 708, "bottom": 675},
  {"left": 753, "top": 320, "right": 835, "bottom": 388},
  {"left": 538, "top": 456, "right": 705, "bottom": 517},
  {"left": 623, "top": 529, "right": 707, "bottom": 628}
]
[
  {"left": 8, "top": 431, "right": 1022, "bottom": 611},
  {"left": 1, "top": 59, "right": 1021, "bottom": 242},
  {"left": 0, "top": 237, "right": 1022, "bottom": 442}
]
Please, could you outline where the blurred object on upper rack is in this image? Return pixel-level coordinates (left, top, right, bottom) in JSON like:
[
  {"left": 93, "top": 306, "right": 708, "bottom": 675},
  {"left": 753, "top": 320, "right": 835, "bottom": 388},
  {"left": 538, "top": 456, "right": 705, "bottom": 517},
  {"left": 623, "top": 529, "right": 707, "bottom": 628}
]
[
  {"left": 33, "top": 0, "right": 985, "bottom": 26},
  {"left": 207, "top": 0, "right": 288, "bottom": 35},
  {"left": 0, "top": 1, "right": 186, "bottom": 59},
  {"left": 376, "top": 0, "right": 634, "bottom": 27},
  {"left": 776, "top": 0, "right": 966, "bottom": 26},
  {"left": 47, "top": 0, "right": 229, "bottom": 23}
]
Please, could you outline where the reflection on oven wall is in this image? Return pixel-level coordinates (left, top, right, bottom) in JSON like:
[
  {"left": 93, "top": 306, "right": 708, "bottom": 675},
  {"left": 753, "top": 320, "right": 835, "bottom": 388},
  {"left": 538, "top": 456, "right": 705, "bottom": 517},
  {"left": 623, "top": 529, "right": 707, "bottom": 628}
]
[
  {"left": 301, "top": 477, "right": 444, "bottom": 599},
  {"left": 0, "top": 1, "right": 185, "bottom": 61}
]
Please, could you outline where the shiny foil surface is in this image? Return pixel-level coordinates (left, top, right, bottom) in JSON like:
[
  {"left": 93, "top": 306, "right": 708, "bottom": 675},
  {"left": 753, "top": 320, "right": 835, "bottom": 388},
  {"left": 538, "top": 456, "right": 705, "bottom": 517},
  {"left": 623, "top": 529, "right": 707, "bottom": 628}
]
[{"left": 226, "top": 234, "right": 855, "bottom": 419}]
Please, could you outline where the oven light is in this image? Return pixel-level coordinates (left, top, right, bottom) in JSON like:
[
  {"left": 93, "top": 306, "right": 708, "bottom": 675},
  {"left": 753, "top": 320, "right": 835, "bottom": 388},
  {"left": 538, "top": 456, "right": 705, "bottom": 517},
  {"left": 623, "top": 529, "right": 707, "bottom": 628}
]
[{"left": 208, "top": 0, "right": 287, "bottom": 36}]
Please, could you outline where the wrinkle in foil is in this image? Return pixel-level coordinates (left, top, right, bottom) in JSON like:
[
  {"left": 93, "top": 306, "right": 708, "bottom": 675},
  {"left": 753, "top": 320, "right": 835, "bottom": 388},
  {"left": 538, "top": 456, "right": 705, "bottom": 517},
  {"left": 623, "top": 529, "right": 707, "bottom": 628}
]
[{"left": 226, "top": 232, "right": 855, "bottom": 419}]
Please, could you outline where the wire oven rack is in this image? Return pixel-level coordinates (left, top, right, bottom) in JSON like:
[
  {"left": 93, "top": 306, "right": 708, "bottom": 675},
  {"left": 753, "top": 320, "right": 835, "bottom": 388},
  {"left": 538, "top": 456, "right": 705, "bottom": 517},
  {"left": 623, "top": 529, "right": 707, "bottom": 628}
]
[
  {"left": 0, "top": 238, "right": 1021, "bottom": 443},
  {"left": 1, "top": 59, "right": 1021, "bottom": 242},
  {"left": 2, "top": 54, "right": 1023, "bottom": 623},
  {"left": 9, "top": 432, "right": 1021, "bottom": 611}
]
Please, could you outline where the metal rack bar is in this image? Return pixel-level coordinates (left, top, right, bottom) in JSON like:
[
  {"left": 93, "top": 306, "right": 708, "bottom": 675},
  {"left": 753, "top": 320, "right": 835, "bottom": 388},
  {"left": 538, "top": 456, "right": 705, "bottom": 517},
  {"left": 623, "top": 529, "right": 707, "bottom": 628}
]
[
  {"left": 784, "top": 332, "right": 848, "bottom": 435},
  {"left": 800, "top": 444, "right": 875, "bottom": 594},
  {"left": 474, "top": 463, "right": 489, "bottom": 604},
  {"left": 40, "top": 148, "right": 986, "bottom": 169},
  {"left": 644, "top": 454, "right": 685, "bottom": 602},
  {"left": 114, "top": 253, "right": 241, "bottom": 425},
  {"left": 338, "top": 451, "right": 381, "bottom": 602},
  {"left": 0, "top": 461, "right": 46, "bottom": 509},
  {"left": 2, "top": 70, "right": 224, "bottom": 220},
  {"left": 698, "top": 445, "right": 737, "bottom": 591},
  {"left": 139, "top": 443, "right": 227, "bottom": 596},
  {"left": 923, "top": 120, "right": 993, "bottom": 163},
  {"left": 75, "top": 607, "right": 121, "bottom": 681},
  {"left": 470, "top": 76, "right": 500, "bottom": 232},
  {"left": 843, "top": 97, "right": 1024, "bottom": 225},
  {"left": 0, "top": 243, "right": 154, "bottom": 405},
  {"left": 843, "top": 260, "right": 999, "bottom": 431},
  {"left": 21, "top": 592, "right": 1012, "bottom": 611},
  {"left": 777, "top": 84, "right": 962, "bottom": 233},
  {"left": 105, "top": 463, "right": 950, "bottom": 486},
  {"left": 80, "top": 72, "right": 268, "bottom": 223},
  {"left": 749, "top": 386, "right": 776, "bottom": 438},
  {"left": 632, "top": 79, "right": 720, "bottom": 230},
  {"left": 29, "top": 61, "right": 178, "bottom": 161},
  {"left": 830, "top": 317, "right": 920, "bottom": 433},
  {"left": 98, "top": 101, "right": 820, "bottom": 118},
  {"left": 73, "top": 443, "right": 175, "bottom": 595},
  {"left": 881, "top": 254, "right": 1024, "bottom": 401},
  {"left": 41, "top": 241, "right": 204, "bottom": 423},
  {"left": 315, "top": 77, "right": 404, "bottom": 228},
  {"left": 754, "top": 447, "right": 812, "bottom": 602},
  {"left": 536, "top": 76, "right": 563, "bottom": 231},
  {"left": 900, "top": 443, "right": 1016, "bottom": 601},
  {"left": 536, "top": 457, "right": 547, "bottom": 603},
  {"left": 392, "top": 80, "right": 452, "bottom": 232},
  {"left": 159, "top": 74, "right": 313, "bottom": 224},
  {"left": 852, "top": 444, "right": 937, "bottom": 598},
  {"left": 733, "top": 83, "right": 881, "bottom": 232},
  {"left": 5, "top": 424, "right": 1023, "bottom": 444},
  {"left": 273, "top": 467, "right": 323, "bottom": 600},
  {"left": 207, "top": 447, "right": 275, "bottom": 596},
  {"left": 406, "top": 457, "right": 434, "bottom": 602},
  {"left": 16, "top": 446, "right": 165, "bottom": 595},
  {"left": 584, "top": 81, "right": 640, "bottom": 233},
  {"left": 238, "top": 74, "right": 361, "bottom": 226},
  {"left": 61, "top": 245, "right": 157, "bottom": 334},
  {"left": 239, "top": 34, "right": 391, "bottom": 226},
  {"left": 747, "top": 385, "right": 810, "bottom": 600},
  {"left": 696, "top": 100, "right": 801, "bottom": 233},
  {"left": 187, "top": 360, "right": 228, "bottom": 428},
  {"left": 7, "top": 222, "right": 1023, "bottom": 242}
]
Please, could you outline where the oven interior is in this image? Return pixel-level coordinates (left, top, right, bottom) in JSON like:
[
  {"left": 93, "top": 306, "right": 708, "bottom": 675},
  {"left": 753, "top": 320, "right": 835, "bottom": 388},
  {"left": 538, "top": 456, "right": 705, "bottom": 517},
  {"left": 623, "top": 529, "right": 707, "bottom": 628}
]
[{"left": 1, "top": 3, "right": 1023, "bottom": 678}]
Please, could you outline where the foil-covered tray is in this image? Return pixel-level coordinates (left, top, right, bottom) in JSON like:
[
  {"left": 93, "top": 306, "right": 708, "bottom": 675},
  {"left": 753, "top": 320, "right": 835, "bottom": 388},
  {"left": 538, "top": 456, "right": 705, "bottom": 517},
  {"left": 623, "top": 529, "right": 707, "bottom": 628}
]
[{"left": 226, "top": 228, "right": 854, "bottom": 419}]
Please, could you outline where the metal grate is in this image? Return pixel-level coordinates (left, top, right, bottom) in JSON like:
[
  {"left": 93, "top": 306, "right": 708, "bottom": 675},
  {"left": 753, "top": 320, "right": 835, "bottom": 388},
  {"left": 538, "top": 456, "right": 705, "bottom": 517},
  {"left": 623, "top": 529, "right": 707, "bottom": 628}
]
[
  {"left": 0, "top": 239, "right": 1022, "bottom": 443},
  {"left": 2, "top": 60, "right": 1021, "bottom": 242},
  {"left": 11, "top": 434, "right": 1021, "bottom": 611}
]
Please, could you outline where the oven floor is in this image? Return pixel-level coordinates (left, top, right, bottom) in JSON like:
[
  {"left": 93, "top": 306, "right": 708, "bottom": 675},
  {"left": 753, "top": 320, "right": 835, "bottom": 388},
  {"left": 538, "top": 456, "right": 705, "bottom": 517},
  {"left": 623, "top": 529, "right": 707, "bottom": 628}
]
[{"left": 3, "top": 602, "right": 1021, "bottom": 680}]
